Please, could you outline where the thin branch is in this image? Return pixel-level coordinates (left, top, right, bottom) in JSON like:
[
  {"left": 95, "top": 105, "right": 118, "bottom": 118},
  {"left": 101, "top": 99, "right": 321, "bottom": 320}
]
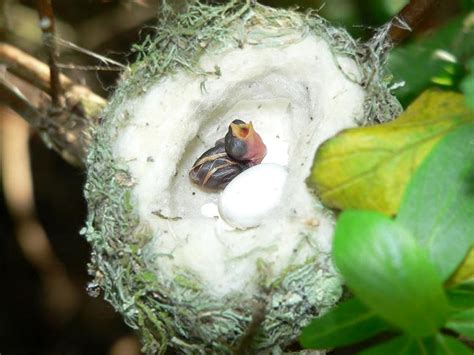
[
  {"left": 0, "top": 42, "right": 106, "bottom": 122},
  {"left": 0, "top": 42, "right": 73, "bottom": 94},
  {"left": 57, "top": 63, "right": 124, "bottom": 71},
  {"left": 37, "top": 0, "right": 62, "bottom": 107},
  {"left": 0, "top": 73, "right": 93, "bottom": 167},
  {"left": 0, "top": 77, "right": 43, "bottom": 127},
  {"left": 388, "top": 0, "right": 440, "bottom": 43},
  {"left": 234, "top": 295, "right": 270, "bottom": 354},
  {"left": 0, "top": 44, "right": 107, "bottom": 167}
]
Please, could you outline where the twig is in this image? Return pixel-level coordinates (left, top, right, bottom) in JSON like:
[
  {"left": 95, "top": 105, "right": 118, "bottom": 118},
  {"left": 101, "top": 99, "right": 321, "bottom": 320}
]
[
  {"left": 233, "top": 296, "right": 269, "bottom": 354},
  {"left": 388, "top": 0, "right": 440, "bottom": 43},
  {"left": 0, "top": 44, "right": 107, "bottom": 167},
  {"left": 0, "top": 75, "right": 88, "bottom": 167},
  {"left": 37, "top": 0, "right": 62, "bottom": 107},
  {"left": 0, "top": 43, "right": 106, "bottom": 118},
  {"left": 0, "top": 42, "right": 73, "bottom": 94},
  {"left": 57, "top": 63, "right": 124, "bottom": 71},
  {"left": 0, "top": 77, "right": 43, "bottom": 127}
]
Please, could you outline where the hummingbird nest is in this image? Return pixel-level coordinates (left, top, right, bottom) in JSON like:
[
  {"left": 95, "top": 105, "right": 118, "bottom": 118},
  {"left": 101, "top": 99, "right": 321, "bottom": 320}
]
[{"left": 82, "top": 1, "right": 401, "bottom": 354}]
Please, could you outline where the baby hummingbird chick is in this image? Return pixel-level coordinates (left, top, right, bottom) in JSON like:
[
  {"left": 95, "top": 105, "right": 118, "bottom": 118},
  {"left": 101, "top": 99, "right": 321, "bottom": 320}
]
[{"left": 189, "top": 120, "right": 267, "bottom": 190}]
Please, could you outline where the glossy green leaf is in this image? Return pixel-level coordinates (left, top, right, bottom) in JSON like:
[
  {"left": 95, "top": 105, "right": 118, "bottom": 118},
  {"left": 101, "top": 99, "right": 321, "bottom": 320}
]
[
  {"left": 434, "top": 334, "right": 472, "bottom": 355},
  {"left": 388, "top": 14, "right": 474, "bottom": 106},
  {"left": 397, "top": 125, "right": 474, "bottom": 281},
  {"left": 446, "top": 308, "right": 474, "bottom": 339},
  {"left": 299, "top": 298, "right": 390, "bottom": 349},
  {"left": 308, "top": 90, "right": 474, "bottom": 216},
  {"left": 360, "top": 335, "right": 434, "bottom": 355},
  {"left": 333, "top": 210, "right": 449, "bottom": 337}
]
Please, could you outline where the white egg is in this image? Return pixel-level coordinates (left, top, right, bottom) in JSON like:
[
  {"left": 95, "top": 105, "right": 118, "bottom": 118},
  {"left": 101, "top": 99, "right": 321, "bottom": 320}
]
[{"left": 219, "top": 163, "right": 288, "bottom": 229}]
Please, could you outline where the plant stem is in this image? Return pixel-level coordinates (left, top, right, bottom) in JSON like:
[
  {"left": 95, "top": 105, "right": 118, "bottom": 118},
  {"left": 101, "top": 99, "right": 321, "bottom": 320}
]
[
  {"left": 0, "top": 44, "right": 107, "bottom": 167},
  {"left": 37, "top": 0, "right": 62, "bottom": 108},
  {"left": 389, "top": 0, "right": 440, "bottom": 43}
]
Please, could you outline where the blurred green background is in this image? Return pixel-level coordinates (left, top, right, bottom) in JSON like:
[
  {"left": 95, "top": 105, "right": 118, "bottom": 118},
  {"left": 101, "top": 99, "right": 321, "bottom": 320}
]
[{"left": 0, "top": 0, "right": 472, "bottom": 354}]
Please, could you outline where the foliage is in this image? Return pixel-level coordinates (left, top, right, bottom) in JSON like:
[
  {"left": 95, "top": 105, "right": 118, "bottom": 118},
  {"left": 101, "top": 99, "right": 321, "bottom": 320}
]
[
  {"left": 461, "top": 58, "right": 474, "bottom": 110},
  {"left": 299, "top": 298, "right": 390, "bottom": 348},
  {"left": 450, "top": 249, "right": 474, "bottom": 287},
  {"left": 308, "top": 90, "right": 474, "bottom": 216},
  {"left": 303, "top": 8, "right": 474, "bottom": 350},
  {"left": 333, "top": 210, "right": 449, "bottom": 337},
  {"left": 396, "top": 121, "right": 474, "bottom": 281},
  {"left": 388, "top": 12, "right": 474, "bottom": 107},
  {"left": 301, "top": 125, "right": 474, "bottom": 353}
]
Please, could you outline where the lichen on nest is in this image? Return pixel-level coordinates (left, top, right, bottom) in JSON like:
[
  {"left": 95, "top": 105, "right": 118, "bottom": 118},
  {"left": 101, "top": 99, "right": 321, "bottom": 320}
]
[
  {"left": 118, "top": 0, "right": 400, "bottom": 122},
  {"left": 83, "top": 1, "right": 401, "bottom": 354}
]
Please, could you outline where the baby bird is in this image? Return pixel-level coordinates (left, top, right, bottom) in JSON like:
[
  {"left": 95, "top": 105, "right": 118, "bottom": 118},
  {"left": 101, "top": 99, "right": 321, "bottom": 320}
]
[{"left": 189, "top": 120, "right": 267, "bottom": 190}]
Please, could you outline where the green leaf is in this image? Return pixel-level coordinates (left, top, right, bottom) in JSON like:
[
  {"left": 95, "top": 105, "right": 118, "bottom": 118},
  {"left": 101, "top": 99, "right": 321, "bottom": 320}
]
[
  {"left": 448, "top": 247, "right": 474, "bottom": 287},
  {"left": 361, "top": 334, "right": 472, "bottom": 355},
  {"left": 299, "top": 298, "right": 390, "bottom": 349},
  {"left": 447, "top": 287, "right": 474, "bottom": 310},
  {"left": 446, "top": 308, "right": 474, "bottom": 339},
  {"left": 388, "top": 14, "right": 474, "bottom": 107},
  {"left": 360, "top": 335, "right": 434, "bottom": 355},
  {"left": 461, "top": 74, "right": 474, "bottom": 110},
  {"left": 396, "top": 125, "right": 474, "bottom": 281},
  {"left": 333, "top": 210, "right": 449, "bottom": 337},
  {"left": 434, "top": 334, "right": 472, "bottom": 355},
  {"left": 461, "top": 59, "right": 474, "bottom": 110},
  {"left": 308, "top": 90, "right": 474, "bottom": 216},
  {"left": 460, "top": 0, "right": 474, "bottom": 12}
]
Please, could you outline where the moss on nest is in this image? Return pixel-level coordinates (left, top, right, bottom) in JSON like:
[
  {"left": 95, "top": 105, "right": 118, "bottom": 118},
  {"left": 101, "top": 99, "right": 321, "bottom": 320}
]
[{"left": 83, "top": 1, "right": 401, "bottom": 353}]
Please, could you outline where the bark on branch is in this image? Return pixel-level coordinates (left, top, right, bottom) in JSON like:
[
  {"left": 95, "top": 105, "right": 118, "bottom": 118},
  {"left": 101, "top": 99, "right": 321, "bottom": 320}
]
[
  {"left": 0, "top": 43, "right": 106, "bottom": 167},
  {"left": 37, "top": 0, "right": 62, "bottom": 107},
  {"left": 0, "top": 77, "right": 43, "bottom": 126},
  {"left": 388, "top": 0, "right": 440, "bottom": 43}
]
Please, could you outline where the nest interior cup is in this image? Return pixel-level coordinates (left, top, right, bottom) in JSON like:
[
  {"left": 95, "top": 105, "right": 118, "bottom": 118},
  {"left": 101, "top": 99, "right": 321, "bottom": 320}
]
[{"left": 83, "top": 1, "right": 401, "bottom": 354}]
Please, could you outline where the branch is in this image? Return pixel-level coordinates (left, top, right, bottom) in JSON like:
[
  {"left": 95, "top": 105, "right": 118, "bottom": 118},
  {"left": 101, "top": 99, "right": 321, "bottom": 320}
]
[
  {"left": 388, "top": 0, "right": 440, "bottom": 43},
  {"left": 0, "top": 44, "right": 107, "bottom": 167},
  {"left": 37, "top": 0, "right": 62, "bottom": 107},
  {"left": 0, "top": 77, "right": 43, "bottom": 127},
  {"left": 0, "top": 42, "right": 73, "bottom": 94},
  {"left": 234, "top": 298, "right": 268, "bottom": 354}
]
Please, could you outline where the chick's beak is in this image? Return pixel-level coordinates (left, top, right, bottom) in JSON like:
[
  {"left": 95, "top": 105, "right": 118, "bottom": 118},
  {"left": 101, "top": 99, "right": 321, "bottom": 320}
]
[
  {"left": 230, "top": 121, "right": 251, "bottom": 139},
  {"left": 230, "top": 121, "right": 267, "bottom": 165}
]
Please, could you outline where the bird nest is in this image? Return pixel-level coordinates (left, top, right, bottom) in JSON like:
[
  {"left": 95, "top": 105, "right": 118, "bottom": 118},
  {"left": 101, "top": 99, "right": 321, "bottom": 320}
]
[{"left": 82, "top": 1, "right": 401, "bottom": 353}]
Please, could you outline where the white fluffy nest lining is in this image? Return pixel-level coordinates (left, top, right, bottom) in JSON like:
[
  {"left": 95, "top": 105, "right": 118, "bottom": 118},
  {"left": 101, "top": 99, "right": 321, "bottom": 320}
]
[{"left": 115, "top": 34, "right": 365, "bottom": 298}]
